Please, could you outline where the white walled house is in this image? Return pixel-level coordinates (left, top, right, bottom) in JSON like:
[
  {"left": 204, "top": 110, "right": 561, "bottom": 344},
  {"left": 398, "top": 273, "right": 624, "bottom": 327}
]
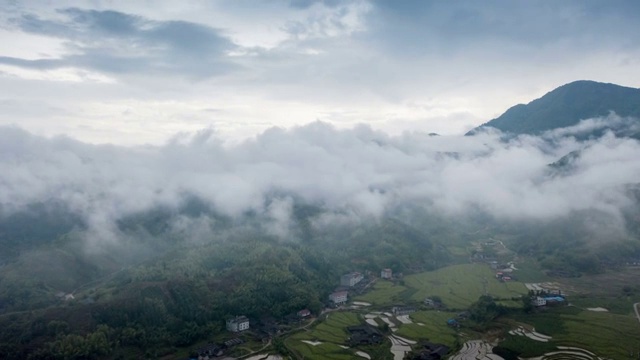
[
  {"left": 381, "top": 268, "right": 392, "bottom": 279},
  {"left": 340, "top": 272, "right": 364, "bottom": 287},
  {"left": 226, "top": 316, "right": 250, "bottom": 332},
  {"left": 329, "top": 291, "right": 348, "bottom": 304},
  {"left": 532, "top": 297, "right": 547, "bottom": 307}
]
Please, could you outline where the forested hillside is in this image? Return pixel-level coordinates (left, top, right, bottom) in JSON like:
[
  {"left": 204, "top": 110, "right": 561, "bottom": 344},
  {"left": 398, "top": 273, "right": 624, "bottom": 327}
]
[{"left": 0, "top": 208, "right": 452, "bottom": 359}]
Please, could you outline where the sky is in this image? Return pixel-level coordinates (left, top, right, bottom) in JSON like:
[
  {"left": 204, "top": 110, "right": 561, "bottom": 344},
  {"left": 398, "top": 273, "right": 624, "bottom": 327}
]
[{"left": 1, "top": 0, "right": 640, "bottom": 145}]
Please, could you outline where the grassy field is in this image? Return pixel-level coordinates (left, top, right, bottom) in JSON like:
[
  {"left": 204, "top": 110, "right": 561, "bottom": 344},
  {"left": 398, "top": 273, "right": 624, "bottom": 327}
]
[
  {"left": 353, "top": 280, "right": 413, "bottom": 305},
  {"left": 394, "top": 311, "right": 458, "bottom": 347},
  {"left": 569, "top": 295, "right": 639, "bottom": 316},
  {"left": 285, "top": 310, "right": 460, "bottom": 359},
  {"left": 355, "top": 264, "right": 527, "bottom": 309},
  {"left": 404, "top": 264, "right": 527, "bottom": 309},
  {"left": 494, "top": 334, "right": 558, "bottom": 358},
  {"left": 557, "top": 267, "right": 640, "bottom": 298},
  {"left": 512, "top": 306, "right": 640, "bottom": 359},
  {"left": 511, "top": 258, "right": 551, "bottom": 283},
  {"left": 284, "top": 312, "right": 393, "bottom": 360}
]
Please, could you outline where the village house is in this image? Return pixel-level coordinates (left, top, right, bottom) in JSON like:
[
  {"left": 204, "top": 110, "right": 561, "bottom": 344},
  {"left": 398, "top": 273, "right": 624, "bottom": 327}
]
[
  {"left": 297, "top": 309, "right": 311, "bottom": 318},
  {"left": 381, "top": 268, "right": 393, "bottom": 279},
  {"left": 456, "top": 311, "right": 470, "bottom": 320},
  {"left": 347, "top": 325, "right": 383, "bottom": 346},
  {"left": 532, "top": 297, "right": 547, "bottom": 307},
  {"left": 329, "top": 290, "right": 348, "bottom": 304},
  {"left": 409, "top": 342, "right": 450, "bottom": 360},
  {"left": 392, "top": 306, "right": 416, "bottom": 316},
  {"left": 196, "top": 344, "right": 224, "bottom": 358},
  {"left": 341, "top": 272, "right": 364, "bottom": 287},
  {"left": 226, "top": 316, "right": 250, "bottom": 332},
  {"left": 543, "top": 296, "right": 566, "bottom": 306},
  {"left": 424, "top": 298, "right": 435, "bottom": 306},
  {"left": 446, "top": 318, "right": 459, "bottom": 327}
]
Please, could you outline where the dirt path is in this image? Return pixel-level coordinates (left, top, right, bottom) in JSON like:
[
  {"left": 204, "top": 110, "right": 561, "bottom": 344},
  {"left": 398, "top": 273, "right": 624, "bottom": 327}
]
[
  {"left": 634, "top": 302, "right": 640, "bottom": 324},
  {"left": 238, "top": 339, "right": 272, "bottom": 359}
]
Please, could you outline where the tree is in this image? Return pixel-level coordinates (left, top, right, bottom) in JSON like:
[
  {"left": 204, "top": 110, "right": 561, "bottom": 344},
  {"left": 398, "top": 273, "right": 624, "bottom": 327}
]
[{"left": 468, "top": 295, "right": 506, "bottom": 324}]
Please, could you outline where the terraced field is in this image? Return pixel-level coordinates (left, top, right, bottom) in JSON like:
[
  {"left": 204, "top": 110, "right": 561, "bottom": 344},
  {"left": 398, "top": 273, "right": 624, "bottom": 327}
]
[
  {"left": 404, "top": 264, "right": 527, "bottom": 309},
  {"left": 449, "top": 340, "right": 503, "bottom": 360},
  {"left": 523, "top": 346, "right": 609, "bottom": 360},
  {"left": 355, "top": 264, "right": 527, "bottom": 309},
  {"left": 394, "top": 311, "right": 458, "bottom": 347},
  {"left": 353, "top": 281, "right": 412, "bottom": 305},
  {"left": 284, "top": 312, "right": 392, "bottom": 360},
  {"left": 513, "top": 307, "right": 640, "bottom": 359}
]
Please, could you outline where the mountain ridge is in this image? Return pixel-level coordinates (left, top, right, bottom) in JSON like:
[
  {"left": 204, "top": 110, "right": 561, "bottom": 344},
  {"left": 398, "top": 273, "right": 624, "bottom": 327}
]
[{"left": 468, "top": 80, "right": 640, "bottom": 135}]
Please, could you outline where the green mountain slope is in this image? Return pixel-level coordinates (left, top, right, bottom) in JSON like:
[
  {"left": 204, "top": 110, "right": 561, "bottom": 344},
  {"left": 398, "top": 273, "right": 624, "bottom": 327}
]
[{"left": 468, "top": 80, "right": 640, "bottom": 135}]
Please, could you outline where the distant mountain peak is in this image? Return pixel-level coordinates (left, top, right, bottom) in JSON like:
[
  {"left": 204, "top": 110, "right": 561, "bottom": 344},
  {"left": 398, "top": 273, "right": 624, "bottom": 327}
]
[{"left": 467, "top": 80, "right": 640, "bottom": 136}]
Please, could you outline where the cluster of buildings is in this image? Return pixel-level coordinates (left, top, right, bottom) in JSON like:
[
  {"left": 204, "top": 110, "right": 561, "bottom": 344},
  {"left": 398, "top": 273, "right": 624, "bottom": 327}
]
[
  {"left": 329, "top": 271, "right": 366, "bottom": 305},
  {"left": 192, "top": 337, "right": 244, "bottom": 360},
  {"left": 408, "top": 342, "right": 450, "bottom": 360},
  {"left": 224, "top": 307, "right": 313, "bottom": 340},
  {"left": 193, "top": 344, "right": 224, "bottom": 359},
  {"left": 347, "top": 325, "right": 383, "bottom": 346},
  {"left": 495, "top": 271, "right": 514, "bottom": 282}
]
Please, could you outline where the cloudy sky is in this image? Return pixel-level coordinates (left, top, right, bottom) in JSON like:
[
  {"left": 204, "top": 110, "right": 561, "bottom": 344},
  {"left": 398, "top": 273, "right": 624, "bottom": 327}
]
[{"left": 1, "top": 0, "right": 640, "bottom": 145}]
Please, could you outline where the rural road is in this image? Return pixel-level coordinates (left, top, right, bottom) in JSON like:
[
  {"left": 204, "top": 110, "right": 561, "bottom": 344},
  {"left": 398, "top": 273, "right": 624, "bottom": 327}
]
[
  {"left": 634, "top": 303, "right": 640, "bottom": 324},
  {"left": 238, "top": 339, "right": 272, "bottom": 359}
]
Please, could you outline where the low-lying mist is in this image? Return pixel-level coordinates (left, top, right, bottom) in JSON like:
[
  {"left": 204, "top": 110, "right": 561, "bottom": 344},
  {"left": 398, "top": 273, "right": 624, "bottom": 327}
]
[{"left": 1, "top": 114, "right": 639, "bottom": 251}]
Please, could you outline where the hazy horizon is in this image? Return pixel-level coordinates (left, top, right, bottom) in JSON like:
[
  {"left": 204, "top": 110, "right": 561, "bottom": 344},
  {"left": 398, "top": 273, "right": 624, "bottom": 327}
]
[{"left": 1, "top": 1, "right": 640, "bottom": 145}]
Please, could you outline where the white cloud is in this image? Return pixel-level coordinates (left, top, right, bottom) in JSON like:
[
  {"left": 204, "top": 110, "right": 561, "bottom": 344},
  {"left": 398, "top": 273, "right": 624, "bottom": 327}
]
[
  {"left": 1, "top": 119, "right": 638, "bottom": 244},
  {"left": 1, "top": 1, "right": 639, "bottom": 145}
]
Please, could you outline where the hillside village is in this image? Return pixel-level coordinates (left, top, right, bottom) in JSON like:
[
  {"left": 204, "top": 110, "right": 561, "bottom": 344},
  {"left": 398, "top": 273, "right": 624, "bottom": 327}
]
[{"left": 186, "top": 238, "right": 579, "bottom": 360}]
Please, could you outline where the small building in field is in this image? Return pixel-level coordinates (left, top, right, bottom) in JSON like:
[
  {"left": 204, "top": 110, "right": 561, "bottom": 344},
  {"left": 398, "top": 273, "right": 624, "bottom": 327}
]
[
  {"left": 532, "top": 297, "right": 547, "bottom": 307},
  {"left": 329, "top": 290, "right": 348, "bottom": 304},
  {"left": 341, "top": 272, "right": 364, "bottom": 287},
  {"left": 543, "top": 296, "right": 566, "bottom": 306},
  {"left": 226, "top": 316, "right": 250, "bottom": 332},
  {"left": 381, "top": 268, "right": 393, "bottom": 279},
  {"left": 392, "top": 306, "right": 416, "bottom": 316}
]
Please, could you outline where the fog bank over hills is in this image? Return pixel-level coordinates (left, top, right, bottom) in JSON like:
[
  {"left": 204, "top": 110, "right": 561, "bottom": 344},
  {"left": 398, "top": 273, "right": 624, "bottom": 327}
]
[{"left": 1, "top": 112, "right": 639, "bottom": 248}]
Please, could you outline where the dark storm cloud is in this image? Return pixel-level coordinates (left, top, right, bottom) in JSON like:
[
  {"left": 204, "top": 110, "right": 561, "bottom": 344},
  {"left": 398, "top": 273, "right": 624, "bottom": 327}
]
[{"left": 2, "top": 8, "right": 238, "bottom": 77}]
